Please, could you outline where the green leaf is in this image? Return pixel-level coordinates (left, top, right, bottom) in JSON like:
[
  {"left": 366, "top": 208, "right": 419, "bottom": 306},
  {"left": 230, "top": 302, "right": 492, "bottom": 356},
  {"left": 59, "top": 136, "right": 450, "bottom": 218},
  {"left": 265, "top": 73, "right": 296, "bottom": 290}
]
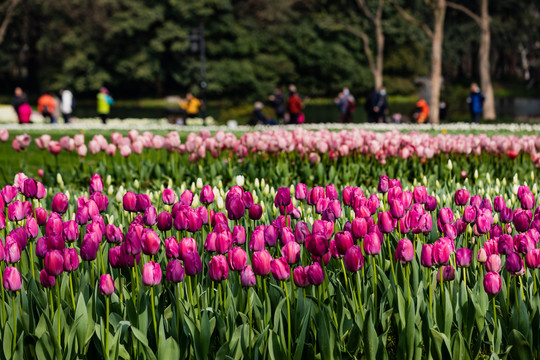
[
  {"left": 429, "top": 328, "right": 452, "bottom": 360},
  {"left": 293, "top": 302, "right": 311, "bottom": 360},
  {"left": 363, "top": 311, "right": 377, "bottom": 360},
  {"left": 158, "top": 337, "right": 180, "bottom": 360}
]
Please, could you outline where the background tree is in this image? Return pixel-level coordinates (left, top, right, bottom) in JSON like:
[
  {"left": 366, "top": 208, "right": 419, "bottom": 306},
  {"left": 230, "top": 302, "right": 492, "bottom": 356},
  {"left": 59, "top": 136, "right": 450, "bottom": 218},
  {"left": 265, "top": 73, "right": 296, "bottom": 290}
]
[{"left": 447, "top": 0, "right": 495, "bottom": 120}]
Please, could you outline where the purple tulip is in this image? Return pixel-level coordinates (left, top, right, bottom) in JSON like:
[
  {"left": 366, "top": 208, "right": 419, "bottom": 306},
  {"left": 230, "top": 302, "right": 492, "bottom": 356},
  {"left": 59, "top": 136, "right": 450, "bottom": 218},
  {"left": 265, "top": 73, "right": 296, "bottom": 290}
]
[
  {"left": 63, "top": 248, "right": 80, "bottom": 272},
  {"left": 437, "top": 265, "right": 456, "bottom": 282},
  {"left": 413, "top": 186, "right": 427, "bottom": 204},
  {"left": 248, "top": 204, "right": 263, "bottom": 220},
  {"left": 425, "top": 196, "right": 437, "bottom": 212},
  {"left": 183, "top": 251, "right": 202, "bottom": 276},
  {"left": 335, "top": 231, "right": 354, "bottom": 256},
  {"left": 506, "top": 252, "right": 524, "bottom": 275},
  {"left": 493, "top": 197, "right": 505, "bottom": 213},
  {"left": 454, "top": 189, "right": 470, "bottom": 206},
  {"left": 378, "top": 175, "right": 389, "bottom": 193},
  {"left": 80, "top": 233, "right": 99, "bottom": 261},
  {"left": 123, "top": 191, "right": 137, "bottom": 212},
  {"left": 180, "top": 190, "right": 194, "bottom": 206},
  {"left": 514, "top": 210, "right": 532, "bottom": 233},
  {"left": 421, "top": 244, "right": 433, "bottom": 267},
  {"left": 363, "top": 232, "right": 381, "bottom": 255},
  {"left": 40, "top": 269, "right": 56, "bottom": 288},
  {"left": 307, "top": 262, "right": 324, "bottom": 286},
  {"left": 240, "top": 265, "right": 256, "bottom": 287},
  {"left": 500, "top": 207, "right": 513, "bottom": 223},
  {"left": 306, "top": 232, "right": 329, "bottom": 257},
  {"left": 226, "top": 195, "right": 245, "bottom": 221},
  {"left": 166, "top": 260, "right": 185, "bottom": 283}
]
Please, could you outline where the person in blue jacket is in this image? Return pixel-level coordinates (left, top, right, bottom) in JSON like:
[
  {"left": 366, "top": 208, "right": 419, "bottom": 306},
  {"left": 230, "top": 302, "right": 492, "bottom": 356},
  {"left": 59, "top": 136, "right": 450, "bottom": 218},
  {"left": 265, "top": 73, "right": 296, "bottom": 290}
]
[{"left": 467, "top": 83, "right": 484, "bottom": 123}]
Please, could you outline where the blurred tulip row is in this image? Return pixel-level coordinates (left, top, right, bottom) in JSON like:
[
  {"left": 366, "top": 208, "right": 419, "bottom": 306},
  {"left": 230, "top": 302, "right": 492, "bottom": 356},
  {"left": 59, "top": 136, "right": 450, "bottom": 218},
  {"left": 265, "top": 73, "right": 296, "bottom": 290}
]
[{"left": 0, "top": 169, "right": 540, "bottom": 359}]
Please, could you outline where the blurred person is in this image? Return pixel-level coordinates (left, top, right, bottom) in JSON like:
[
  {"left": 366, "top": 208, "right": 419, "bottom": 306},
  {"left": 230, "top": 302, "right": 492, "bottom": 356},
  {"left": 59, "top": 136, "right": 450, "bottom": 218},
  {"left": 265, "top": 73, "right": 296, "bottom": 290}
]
[
  {"left": 52, "top": 93, "right": 62, "bottom": 123},
  {"left": 413, "top": 99, "right": 429, "bottom": 124},
  {"left": 97, "top": 87, "right": 114, "bottom": 124},
  {"left": 178, "top": 93, "right": 201, "bottom": 120},
  {"left": 61, "top": 89, "right": 74, "bottom": 123},
  {"left": 38, "top": 92, "right": 57, "bottom": 124},
  {"left": 467, "top": 83, "right": 484, "bottom": 123},
  {"left": 373, "top": 86, "right": 388, "bottom": 123},
  {"left": 251, "top": 101, "right": 277, "bottom": 126},
  {"left": 287, "top": 84, "right": 303, "bottom": 124},
  {"left": 364, "top": 87, "right": 378, "bottom": 123},
  {"left": 11, "top": 87, "right": 28, "bottom": 123},
  {"left": 268, "top": 87, "right": 285, "bottom": 123}
]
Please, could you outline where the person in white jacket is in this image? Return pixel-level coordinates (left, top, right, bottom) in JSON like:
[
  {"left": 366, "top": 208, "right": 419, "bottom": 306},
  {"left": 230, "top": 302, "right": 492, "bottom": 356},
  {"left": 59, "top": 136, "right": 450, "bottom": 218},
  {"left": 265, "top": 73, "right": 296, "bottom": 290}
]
[{"left": 60, "top": 89, "right": 74, "bottom": 123}]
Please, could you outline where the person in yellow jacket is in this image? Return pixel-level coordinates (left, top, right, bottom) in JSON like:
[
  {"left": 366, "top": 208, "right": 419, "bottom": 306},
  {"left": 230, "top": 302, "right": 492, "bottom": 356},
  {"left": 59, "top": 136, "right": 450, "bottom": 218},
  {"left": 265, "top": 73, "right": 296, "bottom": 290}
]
[
  {"left": 178, "top": 93, "right": 201, "bottom": 120},
  {"left": 97, "top": 87, "right": 114, "bottom": 124}
]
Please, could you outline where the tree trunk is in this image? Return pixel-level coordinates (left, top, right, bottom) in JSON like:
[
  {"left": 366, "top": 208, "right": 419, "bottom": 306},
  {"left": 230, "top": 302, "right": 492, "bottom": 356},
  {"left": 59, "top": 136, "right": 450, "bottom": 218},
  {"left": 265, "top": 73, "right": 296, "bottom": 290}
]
[
  {"left": 429, "top": 0, "right": 446, "bottom": 124},
  {"left": 479, "top": 0, "right": 495, "bottom": 119},
  {"left": 374, "top": 17, "right": 384, "bottom": 90}
]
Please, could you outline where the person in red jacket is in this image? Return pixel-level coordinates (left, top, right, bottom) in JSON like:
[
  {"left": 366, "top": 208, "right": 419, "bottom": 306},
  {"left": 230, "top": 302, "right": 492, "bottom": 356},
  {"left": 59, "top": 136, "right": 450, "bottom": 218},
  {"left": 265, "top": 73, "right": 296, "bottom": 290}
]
[
  {"left": 18, "top": 102, "right": 32, "bottom": 124},
  {"left": 287, "top": 84, "right": 303, "bottom": 124}
]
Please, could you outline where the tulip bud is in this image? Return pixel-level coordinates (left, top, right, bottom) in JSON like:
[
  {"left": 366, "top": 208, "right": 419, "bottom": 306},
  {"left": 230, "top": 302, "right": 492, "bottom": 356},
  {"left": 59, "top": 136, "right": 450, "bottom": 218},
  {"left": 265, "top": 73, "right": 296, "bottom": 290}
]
[
  {"left": 306, "top": 262, "right": 324, "bottom": 286},
  {"left": 252, "top": 250, "right": 271, "bottom": 276},
  {"left": 483, "top": 271, "right": 502, "bottom": 294},
  {"left": 209, "top": 255, "right": 229, "bottom": 281},
  {"left": 142, "top": 261, "right": 162, "bottom": 286},
  {"left": 344, "top": 245, "right": 364, "bottom": 272},
  {"left": 240, "top": 265, "right": 256, "bottom": 287},
  {"left": 44, "top": 249, "right": 64, "bottom": 276}
]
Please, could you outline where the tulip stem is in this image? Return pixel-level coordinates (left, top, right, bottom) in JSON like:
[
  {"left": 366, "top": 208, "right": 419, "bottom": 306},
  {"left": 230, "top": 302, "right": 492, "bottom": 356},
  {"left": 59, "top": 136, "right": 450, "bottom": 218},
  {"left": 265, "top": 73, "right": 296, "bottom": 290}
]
[
  {"left": 514, "top": 276, "right": 519, "bottom": 312},
  {"left": 69, "top": 272, "right": 76, "bottom": 310},
  {"left": 533, "top": 270, "right": 537, "bottom": 295},
  {"left": 176, "top": 283, "right": 182, "bottom": 335},
  {"left": 91, "top": 260, "right": 95, "bottom": 287},
  {"left": 119, "top": 275, "right": 124, "bottom": 305},
  {"left": 387, "top": 235, "right": 397, "bottom": 286},
  {"left": 105, "top": 297, "right": 110, "bottom": 360},
  {"left": 355, "top": 272, "right": 365, "bottom": 321},
  {"left": 11, "top": 294, "right": 16, "bottom": 354},
  {"left": 463, "top": 267, "right": 467, "bottom": 289},
  {"left": 56, "top": 282, "right": 61, "bottom": 347},
  {"left": 406, "top": 265, "right": 411, "bottom": 306},
  {"left": 188, "top": 276, "right": 194, "bottom": 310},
  {"left": 150, "top": 286, "right": 159, "bottom": 346},
  {"left": 218, "top": 282, "right": 223, "bottom": 312},
  {"left": 283, "top": 281, "right": 291, "bottom": 359},
  {"left": 340, "top": 259, "right": 348, "bottom": 289},
  {"left": 49, "top": 288, "right": 54, "bottom": 319},
  {"left": 29, "top": 241, "right": 35, "bottom": 281},
  {"left": 519, "top": 275, "right": 525, "bottom": 300},
  {"left": 428, "top": 269, "right": 433, "bottom": 317},
  {"left": 372, "top": 256, "right": 378, "bottom": 308}
]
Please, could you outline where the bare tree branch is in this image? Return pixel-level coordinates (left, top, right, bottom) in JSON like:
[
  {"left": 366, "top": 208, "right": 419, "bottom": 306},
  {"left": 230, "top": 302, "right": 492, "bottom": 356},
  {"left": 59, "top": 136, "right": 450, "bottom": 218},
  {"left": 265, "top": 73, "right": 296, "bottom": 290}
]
[
  {"left": 0, "top": 0, "right": 21, "bottom": 45},
  {"left": 357, "top": 0, "right": 375, "bottom": 21},
  {"left": 390, "top": 0, "right": 434, "bottom": 39},
  {"left": 375, "top": 0, "right": 384, "bottom": 21},
  {"left": 447, "top": 1, "right": 481, "bottom": 24}
]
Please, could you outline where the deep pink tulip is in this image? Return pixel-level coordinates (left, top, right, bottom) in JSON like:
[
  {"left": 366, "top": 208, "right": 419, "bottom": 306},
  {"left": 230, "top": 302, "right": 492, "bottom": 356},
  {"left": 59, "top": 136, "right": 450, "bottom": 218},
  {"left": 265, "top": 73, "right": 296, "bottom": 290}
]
[
  {"left": 307, "top": 186, "right": 325, "bottom": 206},
  {"left": 455, "top": 248, "right": 472, "bottom": 268},
  {"left": 242, "top": 191, "right": 254, "bottom": 209},
  {"left": 293, "top": 266, "right": 310, "bottom": 287},
  {"left": 226, "top": 195, "right": 245, "bottom": 221},
  {"left": 506, "top": 252, "right": 524, "bottom": 275},
  {"left": 162, "top": 189, "right": 176, "bottom": 205},
  {"left": 89, "top": 174, "right": 103, "bottom": 194},
  {"left": 123, "top": 191, "right": 137, "bottom": 212},
  {"left": 454, "top": 189, "right": 470, "bottom": 206},
  {"left": 377, "top": 175, "right": 389, "bottom": 193},
  {"left": 141, "top": 229, "right": 160, "bottom": 255},
  {"left": 378, "top": 211, "right": 395, "bottom": 233},
  {"left": 420, "top": 244, "right": 433, "bottom": 267},
  {"left": 295, "top": 183, "right": 307, "bottom": 200},
  {"left": 483, "top": 271, "right": 502, "bottom": 294},
  {"left": 179, "top": 237, "right": 197, "bottom": 260},
  {"left": 252, "top": 250, "right": 271, "bottom": 276},
  {"left": 281, "top": 241, "right": 301, "bottom": 264},
  {"left": 526, "top": 249, "right": 540, "bottom": 268},
  {"left": 4, "top": 236, "right": 21, "bottom": 264},
  {"left": 306, "top": 232, "right": 329, "bottom": 257},
  {"left": 493, "top": 197, "right": 505, "bottom": 213},
  {"left": 142, "top": 261, "right": 162, "bottom": 286},
  {"left": 80, "top": 233, "right": 99, "bottom": 261},
  {"left": 395, "top": 238, "right": 414, "bottom": 264},
  {"left": 3, "top": 267, "right": 22, "bottom": 291},
  {"left": 270, "top": 257, "right": 290, "bottom": 281},
  {"left": 35, "top": 207, "right": 48, "bottom": 226},
  {"left": 363, "top": 232, "right": 382, "bottom": 255},
  {"left": 200, "top": 185, "right": 215, "bottom": 205},
  {"left": 143, "top": 206, "right": 157, "bottom": 226},
  {"left": 51, "top": 193, "right": 69, "bottom": 214},
  {"left": 45, "top": 249, "right": 64, "bottom": 276},
  {"left": 248, "top": 204, "right": 263, "bottom": 220},
  {"left": 7, "top": 200, "right": 25, "bottom": 222},
  {"left": 62, "top": 220, "right": 79, "bottom": 243},
  {"left": 209, "top": 255, "right": 229, "bottom": 281},
  {"left": 335, "top": 231, "right": 353, "bottom": 256},
  {"left": 1, "top": 185, "right": 18, "bottom": 204},
  {"left": 25, "top": 217, "right": 38, "bottom": 239},
  {"left": 344, "top": 245, "right": 364, "bottom": 272},
  {"left": 413, "top": 186, "right": 427, "bottom": 204},
  {"left": 99, "top": 274, "right": 115, "bottom": 295},
  {"left": 228, "top": 247, "right": 247, "bottom": 271},
  {"left": 165, "top": 237, "right": 180, "bottom": 259}
]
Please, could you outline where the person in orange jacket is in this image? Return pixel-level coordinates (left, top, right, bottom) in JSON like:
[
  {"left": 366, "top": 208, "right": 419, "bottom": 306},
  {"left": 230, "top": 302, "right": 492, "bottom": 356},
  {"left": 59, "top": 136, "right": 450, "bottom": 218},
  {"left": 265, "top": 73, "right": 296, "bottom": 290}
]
[
  {"left": 37, "top": 92, "right": 58, "bottom": 124},
  {"left": 414, "top": 99, "right": 429, "bottom": 124}
]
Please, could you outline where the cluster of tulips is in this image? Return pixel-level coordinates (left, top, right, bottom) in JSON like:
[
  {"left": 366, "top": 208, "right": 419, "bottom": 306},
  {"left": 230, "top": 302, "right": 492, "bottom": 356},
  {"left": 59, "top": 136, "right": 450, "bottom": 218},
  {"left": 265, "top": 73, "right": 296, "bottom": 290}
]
[
  {"left": 4, "top": 128, "right": 540, "bottom": 166},
  {"left": 2, "top": 169, "right": 540, "bottom": 358}
]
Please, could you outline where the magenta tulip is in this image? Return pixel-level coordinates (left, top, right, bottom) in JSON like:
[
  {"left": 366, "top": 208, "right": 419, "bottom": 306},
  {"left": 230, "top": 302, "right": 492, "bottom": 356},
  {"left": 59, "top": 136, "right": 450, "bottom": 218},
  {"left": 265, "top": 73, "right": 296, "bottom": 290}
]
[
  {"left": 99, "top": 274, "right": 115, "bottom": 295},
  {"left": 240, "top": 265, "right": 256, "bottom": 287},
  {"left": 483, "top": 272, "right": 502, "bottom": 294},
  {"left": 142, "top": 261, "right": 162, "bottom": 286}
]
